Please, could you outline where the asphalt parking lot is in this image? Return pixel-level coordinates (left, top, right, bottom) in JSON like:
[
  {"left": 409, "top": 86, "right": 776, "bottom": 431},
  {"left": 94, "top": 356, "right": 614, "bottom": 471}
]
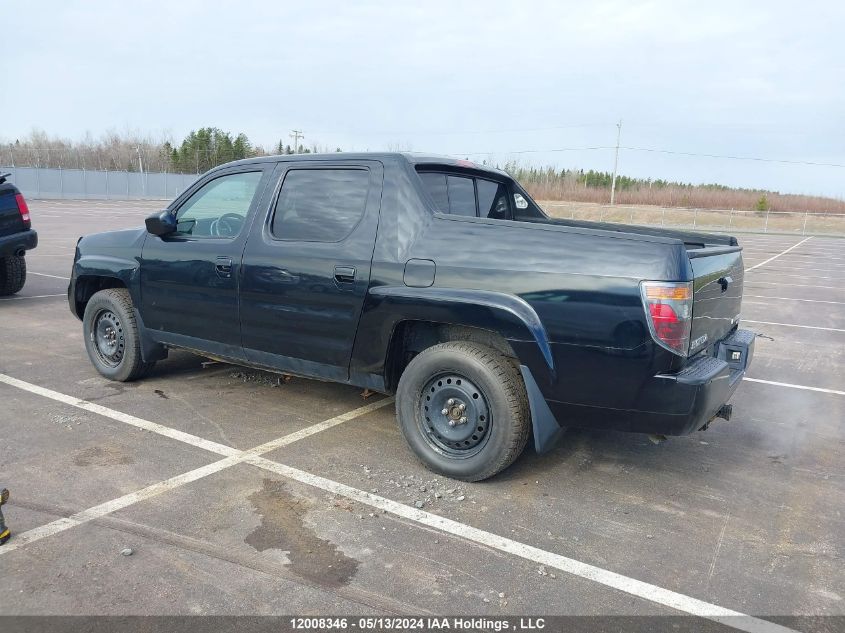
[{"left": 1, "top": 199, "right": 843, "bottom": 630}]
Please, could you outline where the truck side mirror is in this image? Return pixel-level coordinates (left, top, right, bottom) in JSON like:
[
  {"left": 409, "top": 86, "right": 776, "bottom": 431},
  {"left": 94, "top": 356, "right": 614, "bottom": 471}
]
[{"left": 145, "top": 210, "right": 177, "bottom": 236}]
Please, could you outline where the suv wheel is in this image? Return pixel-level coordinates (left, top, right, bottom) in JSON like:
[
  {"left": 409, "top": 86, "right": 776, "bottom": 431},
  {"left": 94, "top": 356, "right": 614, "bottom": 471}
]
[
  {"left": 0, "top": 255, "right": 26, "bottom": 296},
  {"left": 396, "top": 342, "right": 530, "bottom": 481},
  {"left": 83, "top": 288, "right": 154, "bottom": 381}
]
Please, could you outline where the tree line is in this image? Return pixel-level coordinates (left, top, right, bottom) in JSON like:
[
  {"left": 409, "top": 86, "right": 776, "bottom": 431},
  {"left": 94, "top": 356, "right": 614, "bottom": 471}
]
[
  {"left": 1, "top": 129, "right": 842, "bottom": 213},
  {"left": 505, "top": 162, "right": 845, "bottom": 213},
  {"left": 0, "top": 128, "right": 338, "bottom": 175}
]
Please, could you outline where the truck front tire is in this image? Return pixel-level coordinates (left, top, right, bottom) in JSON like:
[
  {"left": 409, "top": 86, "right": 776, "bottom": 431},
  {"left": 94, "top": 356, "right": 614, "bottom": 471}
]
[
  {"left": 0, "top": 255, "right": 26, "bottom": 296},
  {"left": 83, "top": 288, "right": 154, "bottom": 382},
  {"left": 396, "top": 342, "right": 531, "bottom": 482}
]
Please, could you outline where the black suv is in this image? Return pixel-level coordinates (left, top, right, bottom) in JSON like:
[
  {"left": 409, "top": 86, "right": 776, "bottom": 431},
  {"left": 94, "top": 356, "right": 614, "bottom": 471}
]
[{"left": 0, "top": 173, "right": 37, "bottom": 295}]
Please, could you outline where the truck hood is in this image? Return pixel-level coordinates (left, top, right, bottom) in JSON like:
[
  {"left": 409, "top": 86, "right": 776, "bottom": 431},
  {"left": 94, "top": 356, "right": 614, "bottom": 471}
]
[{"left": 77, "top": 226, "right": 148, "bottom": 256}]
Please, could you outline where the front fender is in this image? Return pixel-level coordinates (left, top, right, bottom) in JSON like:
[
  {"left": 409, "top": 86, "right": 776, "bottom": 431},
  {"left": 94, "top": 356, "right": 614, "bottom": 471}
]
[
  {"left": 70, "top": 227, "right": 147, "bottom": 317},
  {"left": 70, "top": 254, "right": 141, "bottom": 317}
]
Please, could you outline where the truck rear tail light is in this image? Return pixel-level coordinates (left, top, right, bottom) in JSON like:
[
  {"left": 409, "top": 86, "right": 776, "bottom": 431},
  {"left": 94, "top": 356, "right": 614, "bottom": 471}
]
[
  {"left": 15, "top": 193, "right": 30, "bottom": 227},
  {"left": 640, "top": 281, "right": 693, "bottom": 356}
]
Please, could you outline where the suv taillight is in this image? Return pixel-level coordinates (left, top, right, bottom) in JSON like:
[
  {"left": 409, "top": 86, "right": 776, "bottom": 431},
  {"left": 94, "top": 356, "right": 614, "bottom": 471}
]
[
  {"left": 15, "top": 193, "right": 30, "bottom": 227},
  {"left": 640, "top": 281, "right": 693, "bottom": 356}
]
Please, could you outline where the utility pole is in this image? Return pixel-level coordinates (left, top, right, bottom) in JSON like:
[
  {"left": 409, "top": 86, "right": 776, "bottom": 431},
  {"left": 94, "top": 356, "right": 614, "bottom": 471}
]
[
  {"left": 610, "top": 119, "right": 622, "bottom": 205},
  {"left": 290, "top": 129, "right": 304, "bottom": 153},
  {"left": 136, "top": 145, "right": 145, "bottom": 196},
  {"left": 135, "top": 145, "right": 144, "bottom": 175}
]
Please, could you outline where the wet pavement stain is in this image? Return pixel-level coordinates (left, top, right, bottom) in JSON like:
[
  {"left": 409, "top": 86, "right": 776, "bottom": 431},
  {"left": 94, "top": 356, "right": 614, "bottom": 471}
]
[
  {"left": 245, "top": 478, "right": 359, "bottom": 587},
  {"left": 153, "top": 389, "right": 169, "bottom": 399},
  {"left": 73, "top": 445, "right": 134, "bottom": 467}
]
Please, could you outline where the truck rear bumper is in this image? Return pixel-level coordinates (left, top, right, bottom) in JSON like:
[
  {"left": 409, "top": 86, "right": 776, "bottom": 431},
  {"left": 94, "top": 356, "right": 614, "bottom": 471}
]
[
  {"left": 0, "top": 229, "right": 38, "bottom": 258},
  {"left": 543, "top": 329, "right": 755, "bottom": 437}
]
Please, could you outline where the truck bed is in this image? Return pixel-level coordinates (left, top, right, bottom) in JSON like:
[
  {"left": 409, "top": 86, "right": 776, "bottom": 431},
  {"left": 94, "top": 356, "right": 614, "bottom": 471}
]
[
  {"left": 519, "top": 214, "right": 744, "bottom": 357},
  {"left": 520, "top": 215, "right": 738, "bottom": 248}
]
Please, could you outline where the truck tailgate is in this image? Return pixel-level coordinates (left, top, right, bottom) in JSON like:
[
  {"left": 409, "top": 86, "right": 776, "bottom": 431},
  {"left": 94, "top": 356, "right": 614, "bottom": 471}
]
[{"left": 688, "top": 246, "right": 744, "bottom": 356}]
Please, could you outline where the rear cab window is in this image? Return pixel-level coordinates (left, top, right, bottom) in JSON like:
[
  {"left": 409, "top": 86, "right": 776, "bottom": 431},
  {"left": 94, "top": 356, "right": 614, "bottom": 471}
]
[
  {"left": 416, "top": 167, "right": 514, "bottom": 220},
  {"left": 446, "top": 176, "right": 476, "bottom": 217}
]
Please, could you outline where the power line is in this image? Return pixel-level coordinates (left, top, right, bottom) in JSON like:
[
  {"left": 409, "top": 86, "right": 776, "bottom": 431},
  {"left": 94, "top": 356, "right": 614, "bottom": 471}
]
[
  {"left": 460, "top": 144, "right": 845, "bottom": 168},
  {"left": 464, "top": 146, "right": 614, "bottom": 156},
  {"left": 308, "top": 123, "right": 611, "bottom": 137},
  {"left": 620, "top": 146, "right": 845, "bottom": 168}
]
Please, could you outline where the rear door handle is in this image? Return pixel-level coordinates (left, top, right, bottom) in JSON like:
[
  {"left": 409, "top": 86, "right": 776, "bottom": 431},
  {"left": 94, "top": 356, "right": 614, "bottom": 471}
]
[
  {"left": 334, "top": 265, "right": 356, "bottom": 284},
  {"left": 216, "top": 256, "right": 233, "bottom": 278}
]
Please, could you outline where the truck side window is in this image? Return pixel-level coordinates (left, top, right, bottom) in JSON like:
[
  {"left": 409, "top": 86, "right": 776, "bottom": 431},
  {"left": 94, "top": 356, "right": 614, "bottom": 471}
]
[
  {"left": 476, "top": 179, "right": 511, "bottom": 220},
  {"left": 446, "top": 176, "right": 476, "bottom": 217},
  {"left": 175, "top": 171, "right": 263, "bottom": 238},
  {"left": 271, "top": 168, "right": 369, "bottom": 242}
]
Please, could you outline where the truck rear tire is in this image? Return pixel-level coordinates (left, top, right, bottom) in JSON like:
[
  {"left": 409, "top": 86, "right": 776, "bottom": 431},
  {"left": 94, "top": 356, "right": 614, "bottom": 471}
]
[
  {"left": 396, "top": 341, "right": 531, "bottom": 482},
  {"left": 0, "top": 255, "right": 26, "bottom": 296},
  {"left": 83, "top": 288, "right": 155, "bottom": 382}
]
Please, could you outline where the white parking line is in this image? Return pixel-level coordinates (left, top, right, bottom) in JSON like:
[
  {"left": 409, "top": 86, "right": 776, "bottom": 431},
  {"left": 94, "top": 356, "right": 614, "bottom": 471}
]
[
  {"left": 744, "top": 320, "right": 845, "bottom": 333},
  {"left": 0, "top": 374, "right": 799, "bottom": 633},
  {"left": 248, "top": 456, "right": 796, "bottom": 633},
  {"left": 745, "top": 281, "right": 844, "bottom": 291},
  {"left": 0, "top": 373, "right": 393, "bottom": 457},
  {"left": 28, "top": 271, "right": 70, "bottom": 280},
  {"left": 750, "top": 266, "right": 845, "bottom": 273},
  {"left": 744, "top": 377, "right": 845, "bottom": 396},
  {"left": 0, "top": 455, "right": 242, "bottom": 556},
  {"left": 0, "top": 373, "right": 240, "bottom": 456},
  {"left": 0, "top": 375, "right": 394, "bottom": 555},
  {"left": 0, "top": 294, "right": 65, "bottom": 301},
  {"left": 744, "top": 295, "right": 845, "bottom": 305},
  {"left": 745, "top": 237, "right": 813, "bottom": 271},
  {"left": 745, "top": 271, "right": 839, "bottom": 281},
  {"left": 743, "top": 254, "right": 844, "bottom": 261}
]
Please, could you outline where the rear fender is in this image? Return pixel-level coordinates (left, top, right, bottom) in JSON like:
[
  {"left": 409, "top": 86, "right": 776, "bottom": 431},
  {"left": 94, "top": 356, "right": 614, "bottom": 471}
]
[
  {"left": 364, "top": 286, "right": 554, "bottom": 373},
  {"left": 355, "top": 286, "right": 562, "bottom": 452}
]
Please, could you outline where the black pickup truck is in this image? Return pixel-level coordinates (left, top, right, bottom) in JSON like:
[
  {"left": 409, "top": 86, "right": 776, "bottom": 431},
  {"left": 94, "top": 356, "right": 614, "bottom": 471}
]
[
  {"left": 68, "top": 153, "right": 753, "bottom": 480},
  {"left": 0, "top": 173, "right": 37, "bottom": 295}
]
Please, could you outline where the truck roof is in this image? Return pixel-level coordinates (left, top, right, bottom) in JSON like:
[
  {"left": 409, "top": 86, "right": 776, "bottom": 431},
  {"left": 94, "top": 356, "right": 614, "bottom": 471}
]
[{"left": 218, "top": 152, "right": 509, "bottom": 177}]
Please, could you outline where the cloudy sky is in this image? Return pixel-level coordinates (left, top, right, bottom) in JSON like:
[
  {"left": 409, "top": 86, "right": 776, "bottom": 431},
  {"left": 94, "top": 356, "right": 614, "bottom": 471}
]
[{"left": 2, "top": 1, "right": 843, "bottom": 197}]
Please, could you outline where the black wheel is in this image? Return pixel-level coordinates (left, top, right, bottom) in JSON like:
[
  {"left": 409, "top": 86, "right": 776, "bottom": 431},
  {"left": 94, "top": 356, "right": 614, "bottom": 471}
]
[
  {"left": 82, "top": 288, "right": 154, "bottom": 381},
  {"left": 0, "top": 255, "right": 26, "bottom": 296},
  {"left": 396, "top": 342, "right": 531, "bottom": 481}
]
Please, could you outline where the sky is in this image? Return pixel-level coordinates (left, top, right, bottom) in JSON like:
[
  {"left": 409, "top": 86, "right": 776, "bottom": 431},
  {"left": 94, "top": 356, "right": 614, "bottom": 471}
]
[{"left": 1, "top": 0, "right": 844, "bottom": 198}]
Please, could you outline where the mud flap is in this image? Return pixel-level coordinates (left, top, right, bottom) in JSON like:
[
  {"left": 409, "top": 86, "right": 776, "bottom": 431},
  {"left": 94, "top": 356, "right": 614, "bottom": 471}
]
[
  {"left": 133, "top": 308, "right": 168, "bottom": 362},
  {"left": 520, "top": 365, "right": 564, "bottom": 454}
]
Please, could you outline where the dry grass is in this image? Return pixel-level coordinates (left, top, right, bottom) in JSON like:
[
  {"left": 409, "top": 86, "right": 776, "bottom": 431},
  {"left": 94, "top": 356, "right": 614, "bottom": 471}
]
[
  {"left": 525, "top": 182, "right": 845, "bottom": 214},
  {"left": 540, "top": 201, "right": 845, "bottom": 236}
]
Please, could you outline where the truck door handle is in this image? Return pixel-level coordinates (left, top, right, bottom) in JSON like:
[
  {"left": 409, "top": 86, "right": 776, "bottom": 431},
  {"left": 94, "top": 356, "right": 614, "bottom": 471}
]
[
  {"left": 216, "top": 256, "right": 233, "bottom": 277},
  {"left": 334, "top": 266, "right": 356, "bottom": 283}
]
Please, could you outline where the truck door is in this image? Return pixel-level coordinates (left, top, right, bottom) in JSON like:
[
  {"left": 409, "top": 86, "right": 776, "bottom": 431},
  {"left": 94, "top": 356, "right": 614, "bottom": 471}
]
[
  {"left": 139, "top": 166, "right": 272, "bottom": 360},
  {"left": 239, "top": 160, "right": 383, "bottom": 381}
]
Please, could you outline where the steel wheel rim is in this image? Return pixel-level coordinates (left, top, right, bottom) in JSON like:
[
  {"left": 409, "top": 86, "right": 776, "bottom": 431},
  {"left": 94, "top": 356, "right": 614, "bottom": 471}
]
[
  {"left": 91, "top": 309, "right": 125, "bottom": 368},
  {"left": 418, "top": 372, "right": 491, "bottom": 458}
]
